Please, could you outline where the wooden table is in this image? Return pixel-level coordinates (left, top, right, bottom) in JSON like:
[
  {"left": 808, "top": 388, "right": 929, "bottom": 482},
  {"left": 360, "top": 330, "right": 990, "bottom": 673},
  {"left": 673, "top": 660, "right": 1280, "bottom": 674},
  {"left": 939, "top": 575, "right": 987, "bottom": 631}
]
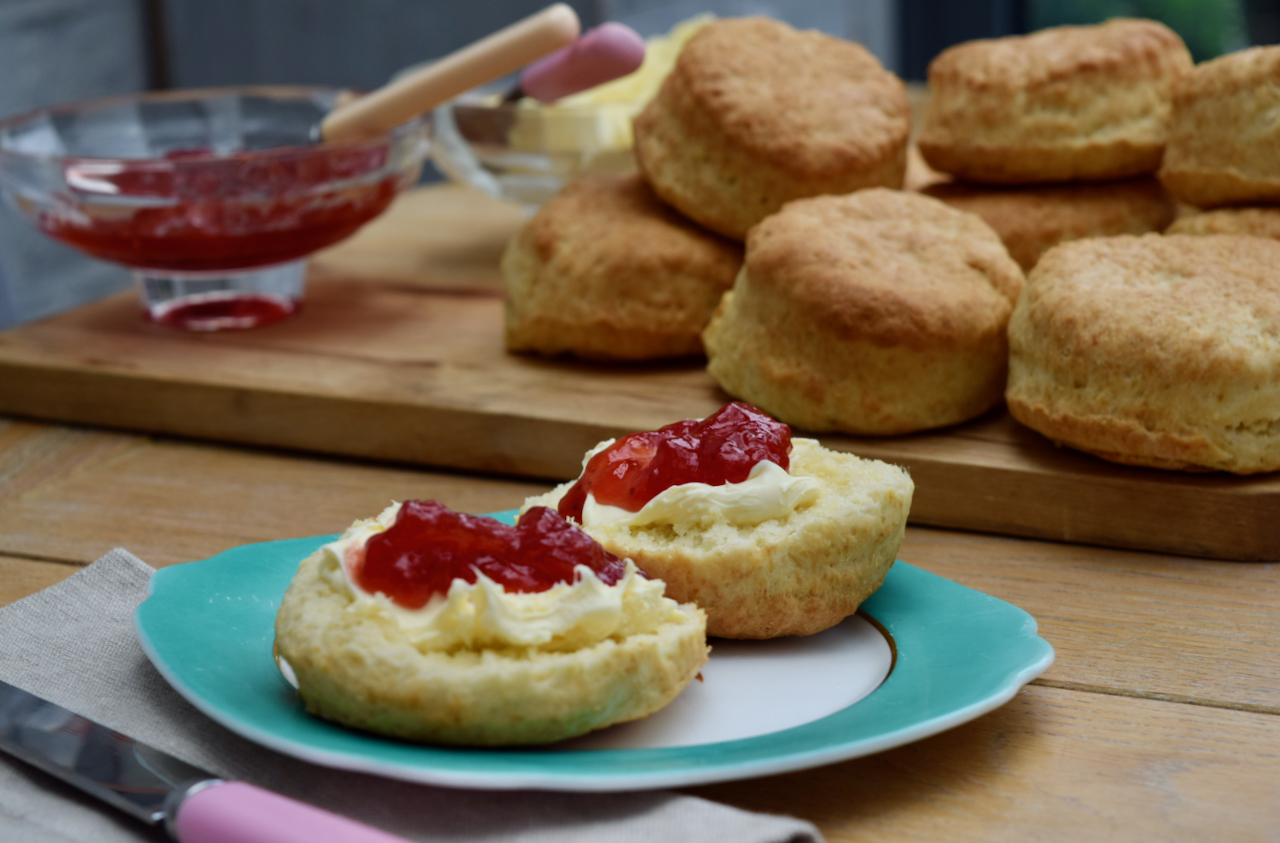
[{"left": 2, "top": 185, "right": 1278, "bottom": 841}]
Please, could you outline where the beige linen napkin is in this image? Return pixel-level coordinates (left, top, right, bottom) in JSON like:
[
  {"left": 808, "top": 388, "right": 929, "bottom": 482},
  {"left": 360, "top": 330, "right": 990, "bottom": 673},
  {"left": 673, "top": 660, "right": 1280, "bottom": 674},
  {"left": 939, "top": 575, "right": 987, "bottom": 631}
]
[{"left": 0, "top": 549, "right": 821, "bottom": 843}]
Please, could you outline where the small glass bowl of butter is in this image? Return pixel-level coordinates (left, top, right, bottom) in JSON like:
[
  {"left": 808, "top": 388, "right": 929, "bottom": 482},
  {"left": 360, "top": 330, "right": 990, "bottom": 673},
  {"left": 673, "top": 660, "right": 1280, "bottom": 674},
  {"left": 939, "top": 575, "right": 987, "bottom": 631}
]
[
  {"left": 431, "top": 94, "right": 639, "bottom": 209},
  {"left": 430, "top": 15, "right": 709, "bottom": 210}
]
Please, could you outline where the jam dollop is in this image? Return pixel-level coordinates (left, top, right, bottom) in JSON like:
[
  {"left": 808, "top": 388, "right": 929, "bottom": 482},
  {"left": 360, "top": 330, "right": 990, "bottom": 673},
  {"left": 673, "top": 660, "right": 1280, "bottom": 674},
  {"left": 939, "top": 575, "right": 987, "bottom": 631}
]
[
  {"left": 357, "top": 501, "right": 628, "bottom": 609},
  {"left": 557, "top": 402, "right": 793, "bottom": 523}
]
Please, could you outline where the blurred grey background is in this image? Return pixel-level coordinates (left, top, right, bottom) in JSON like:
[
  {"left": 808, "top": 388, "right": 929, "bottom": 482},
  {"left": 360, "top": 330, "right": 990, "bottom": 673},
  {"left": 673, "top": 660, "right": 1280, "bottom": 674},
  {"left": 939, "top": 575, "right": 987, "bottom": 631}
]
[{"left": 0, "top": 0, "right": 1271, "bottom": 329}]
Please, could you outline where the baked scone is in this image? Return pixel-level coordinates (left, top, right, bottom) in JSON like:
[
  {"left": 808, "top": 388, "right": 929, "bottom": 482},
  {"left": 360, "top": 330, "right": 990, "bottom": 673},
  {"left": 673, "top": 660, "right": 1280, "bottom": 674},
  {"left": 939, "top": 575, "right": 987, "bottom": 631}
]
[
  {"left": 633, "top": 16, "right": 909, "bottom": 239},
  {"left": 501, "top": 173, "right": 741, "bottom": 360},
  {"left": 1006, "top": 234, "right": 1280, "bottom": 474},
  {"left": 523, "top": 402, "right": 914, "bottom": 639},
  {"left": 1166, "top": 207, "right": 1280, "bottom": 241},
  {"left": 918, "top": 19, "right": 1192, "bottom": 183},
  {"left": 703, "top": 189, "right": 1024, "bottom": 435},
  {"left": 275, "top": 502, "right": 708, "bottom": 745},
  {"left": 1159, "top": 46, "right": 1280, "bottom": 208},
  {"left": 922, "top": 177, "right": 1177, "bottom": 270}
]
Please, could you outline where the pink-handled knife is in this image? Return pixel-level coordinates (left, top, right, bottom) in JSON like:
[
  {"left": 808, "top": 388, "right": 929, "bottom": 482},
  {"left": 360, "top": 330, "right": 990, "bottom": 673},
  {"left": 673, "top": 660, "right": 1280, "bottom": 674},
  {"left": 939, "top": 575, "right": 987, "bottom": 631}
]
[
  {"left": 507, "top": 21, "right": 646, "bottom": 103},
  {"left": 0, "top": 678, "right": 413, "bottom": 843}
]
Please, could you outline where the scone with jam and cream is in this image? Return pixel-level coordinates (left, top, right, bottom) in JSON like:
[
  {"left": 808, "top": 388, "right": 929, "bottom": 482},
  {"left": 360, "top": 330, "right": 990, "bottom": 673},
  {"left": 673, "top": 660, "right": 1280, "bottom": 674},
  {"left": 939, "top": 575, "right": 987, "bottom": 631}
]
[
  {"left": 274, "top": 502, "right": 707, "bottom": 746},
  {"left": 523, "top": 403, "right": 914, "bottom": 639}
]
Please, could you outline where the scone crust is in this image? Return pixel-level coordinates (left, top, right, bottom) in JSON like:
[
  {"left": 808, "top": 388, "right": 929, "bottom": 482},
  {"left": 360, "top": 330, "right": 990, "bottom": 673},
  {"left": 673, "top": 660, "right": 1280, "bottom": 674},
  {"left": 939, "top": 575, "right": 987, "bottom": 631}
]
[
  {"left": 1006, "top": 234, "right": 1280, "bottom": 474},
  {"left": 634, "top": 16, "right": 909, "bottom": 239},
  {"left": 919, "top": 19, "right": 1192, "bottom": 182},
  {"left": 703, "top": 189, "right": 1024, "bottom": 434},
  {"left": 275, "top": 550, "right": 708, "bottom": 746},
  {"left": 922, "top": 177, "right": 1177, "bottom": 270},
  {"left": 502, "top": 174, "right": 741, "bottom": 360},
  {"left": 1159, "top": 46, "right": 1280, "bottom": 207},
  {"left": 1166, "top": 207, "right": 1280, "bottom": 240},
  {"left": 526, "top": 439, "right": 914, "bottom": 639}
]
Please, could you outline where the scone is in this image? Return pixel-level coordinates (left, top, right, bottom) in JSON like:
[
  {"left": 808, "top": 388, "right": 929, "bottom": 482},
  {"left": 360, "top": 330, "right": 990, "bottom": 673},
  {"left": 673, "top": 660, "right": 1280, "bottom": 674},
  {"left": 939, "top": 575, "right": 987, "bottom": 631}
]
[
  {"left": 275, "top": 501, "right": 708, "bottom": 745},
  {"left": 922, "top": 177, "right": 1177, "bottom": 271},
  {"left": 501, "top": 173, "right": 741, "bottom": 361},
  {"left": 703, "top": 189, "right": 1024, "bottom": 435},
  {"left": 1166, "top": 207, "right": 1280, "bottom": 241},
  {"left": 918, "top": 19, "right": 1192, "bottom": 183},
  {"left": 524, "top": 402, "right": 914, "bottom": 639},
  {"left": 633, "top": 16, "right": 909, "bottom": 239},
  {"left": 1159, "top": 46, "right": 1280, "bottom": 207},
  {"left": 1006, "top": 234, "right": 1280, "bottom": 474}
]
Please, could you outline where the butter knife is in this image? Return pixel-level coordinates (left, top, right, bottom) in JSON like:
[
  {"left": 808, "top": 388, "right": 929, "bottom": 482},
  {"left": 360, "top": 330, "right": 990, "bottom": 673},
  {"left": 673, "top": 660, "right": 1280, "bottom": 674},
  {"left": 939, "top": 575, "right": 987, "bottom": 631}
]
[{"left": 0, "top": 678, "right": 413, "bottom": 843}]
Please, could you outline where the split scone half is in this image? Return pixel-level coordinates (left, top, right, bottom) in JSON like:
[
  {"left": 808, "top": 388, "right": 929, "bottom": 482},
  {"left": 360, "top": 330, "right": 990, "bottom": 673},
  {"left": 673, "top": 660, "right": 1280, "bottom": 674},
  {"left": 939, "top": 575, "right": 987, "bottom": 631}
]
[
  {"left": 275, "top": 503, "right": 708, "bottom": 746},
  {"left": 525, "top": 435, "right": 914, "bottom": 639}
]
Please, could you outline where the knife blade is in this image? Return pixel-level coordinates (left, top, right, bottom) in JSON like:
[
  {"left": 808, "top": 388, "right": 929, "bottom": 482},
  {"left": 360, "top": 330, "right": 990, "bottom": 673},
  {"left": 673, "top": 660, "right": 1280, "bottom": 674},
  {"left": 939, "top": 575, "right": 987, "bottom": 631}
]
[{"left": 0, "top": 678, "right": 414, "bottom": 843}]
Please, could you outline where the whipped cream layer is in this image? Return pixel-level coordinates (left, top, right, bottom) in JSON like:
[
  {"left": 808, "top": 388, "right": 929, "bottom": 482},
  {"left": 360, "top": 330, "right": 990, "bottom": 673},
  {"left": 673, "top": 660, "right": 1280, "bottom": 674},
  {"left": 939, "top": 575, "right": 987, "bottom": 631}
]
[
  {"left": 320, "top": 503, "right": 676, "bottom": 652},
  {"left": 576, "top": 438, "right": 822, "bottom": 530}
]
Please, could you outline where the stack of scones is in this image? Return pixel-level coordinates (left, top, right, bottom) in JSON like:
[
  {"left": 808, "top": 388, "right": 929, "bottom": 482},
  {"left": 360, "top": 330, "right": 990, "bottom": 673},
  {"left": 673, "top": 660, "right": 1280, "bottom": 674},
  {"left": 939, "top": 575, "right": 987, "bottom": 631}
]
[
  {"left": 501, "top": 16, "right": 1280, "bottom": 473},
  {"left": 914, "top": 19, "right": 1189, "bottom": 271}
]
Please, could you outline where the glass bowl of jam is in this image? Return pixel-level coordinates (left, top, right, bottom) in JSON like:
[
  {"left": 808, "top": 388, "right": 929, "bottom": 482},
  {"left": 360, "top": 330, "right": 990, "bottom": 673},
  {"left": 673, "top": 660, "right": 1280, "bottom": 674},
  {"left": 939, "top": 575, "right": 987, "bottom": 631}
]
[{"left": 0, "top": 86, "right": 431, "bottom": 330}]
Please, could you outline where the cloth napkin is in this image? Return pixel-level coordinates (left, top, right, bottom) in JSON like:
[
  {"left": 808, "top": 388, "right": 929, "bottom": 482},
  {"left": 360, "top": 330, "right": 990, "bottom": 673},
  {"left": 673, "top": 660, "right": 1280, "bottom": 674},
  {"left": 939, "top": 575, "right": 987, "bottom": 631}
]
[{"left": 0, "top": 549, "right": 821, "bottom": 843}]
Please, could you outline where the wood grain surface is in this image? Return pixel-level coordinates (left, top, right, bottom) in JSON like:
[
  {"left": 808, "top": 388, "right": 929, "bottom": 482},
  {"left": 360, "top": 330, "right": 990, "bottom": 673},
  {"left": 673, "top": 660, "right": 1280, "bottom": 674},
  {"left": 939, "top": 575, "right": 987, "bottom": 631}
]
[
  {"left": 1, "top": 415, "right": 1276, "bottom": 842},
  {"left": 0, "top": 185, "right": 1277, "bottom": 562}
]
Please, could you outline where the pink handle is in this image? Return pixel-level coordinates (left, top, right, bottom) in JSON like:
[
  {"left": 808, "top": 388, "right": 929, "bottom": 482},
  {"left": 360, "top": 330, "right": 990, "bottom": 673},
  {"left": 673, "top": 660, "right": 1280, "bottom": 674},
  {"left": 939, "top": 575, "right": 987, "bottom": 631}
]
[
  {"left": 175, "top": 780, "right": 414, "bottom": 843},
  {"left": 519, "top": 22, "right": 646, "bottom": 102}
]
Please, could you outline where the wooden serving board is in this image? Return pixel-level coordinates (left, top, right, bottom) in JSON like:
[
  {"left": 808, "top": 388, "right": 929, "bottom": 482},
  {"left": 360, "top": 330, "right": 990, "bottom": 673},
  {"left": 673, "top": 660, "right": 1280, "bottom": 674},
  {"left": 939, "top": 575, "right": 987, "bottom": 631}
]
[{"left": 1, "top": 186, "right": 1276, "bottom": 561}]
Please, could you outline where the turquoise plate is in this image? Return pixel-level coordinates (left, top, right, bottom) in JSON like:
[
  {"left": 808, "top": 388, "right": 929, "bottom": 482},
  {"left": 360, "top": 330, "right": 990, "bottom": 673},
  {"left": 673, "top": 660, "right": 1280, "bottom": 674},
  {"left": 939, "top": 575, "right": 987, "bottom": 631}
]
[{"left": 136, "top": 510, "right": 1054, "bottom": 791}]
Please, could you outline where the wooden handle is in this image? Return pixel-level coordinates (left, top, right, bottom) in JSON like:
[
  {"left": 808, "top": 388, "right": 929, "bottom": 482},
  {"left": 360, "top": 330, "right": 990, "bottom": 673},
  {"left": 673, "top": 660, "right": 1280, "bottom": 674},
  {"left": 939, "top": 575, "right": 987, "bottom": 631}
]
[{"left": 320, "top": 3, "right": 580, "bottom": 142}]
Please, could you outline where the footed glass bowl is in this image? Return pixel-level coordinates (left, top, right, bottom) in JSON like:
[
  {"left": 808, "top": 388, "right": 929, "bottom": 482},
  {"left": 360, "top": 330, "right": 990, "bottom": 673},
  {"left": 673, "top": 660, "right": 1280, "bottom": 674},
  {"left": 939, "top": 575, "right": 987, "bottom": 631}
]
[
  {"left": 432, "top": 91, "right": 639, "bottom": 210},
  {"left": 0, "top": 86, "right": 430, "bottom": 330}
]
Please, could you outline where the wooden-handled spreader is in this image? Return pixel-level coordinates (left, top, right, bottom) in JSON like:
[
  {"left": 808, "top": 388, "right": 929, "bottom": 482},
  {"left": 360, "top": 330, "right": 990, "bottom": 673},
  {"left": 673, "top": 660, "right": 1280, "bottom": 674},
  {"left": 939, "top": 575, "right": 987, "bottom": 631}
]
[{"left": 320, "top": 3, "right": 645, "bottom": 142}]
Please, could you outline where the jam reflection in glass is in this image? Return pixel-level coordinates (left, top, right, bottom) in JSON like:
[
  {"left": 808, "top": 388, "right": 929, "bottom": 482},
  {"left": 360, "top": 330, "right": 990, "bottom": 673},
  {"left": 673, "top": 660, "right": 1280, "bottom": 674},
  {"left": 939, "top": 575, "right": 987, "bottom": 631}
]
[
  {"left": 557, "top": 402, "right": 793, "bottom": 523},
  {"left": 357, "top": 501, "right": 629, "bottom": 610}
]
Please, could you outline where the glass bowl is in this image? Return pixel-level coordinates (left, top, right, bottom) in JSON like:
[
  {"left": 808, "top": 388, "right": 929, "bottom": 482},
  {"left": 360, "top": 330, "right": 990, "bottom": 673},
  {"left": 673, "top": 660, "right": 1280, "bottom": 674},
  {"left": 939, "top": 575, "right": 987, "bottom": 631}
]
[
  {"left": 0, "top": 86, "right": 431, "bottom": 330},
  {"left": 431, "top": 91, "right": 640, "bottom": 210}
]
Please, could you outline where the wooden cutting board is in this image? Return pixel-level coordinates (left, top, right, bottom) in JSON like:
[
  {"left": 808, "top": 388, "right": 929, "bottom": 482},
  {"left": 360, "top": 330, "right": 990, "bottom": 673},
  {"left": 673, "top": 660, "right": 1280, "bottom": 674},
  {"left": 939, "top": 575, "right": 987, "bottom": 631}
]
[{"left": 1, "top": 185, "right": 1275, "bottom": 561}]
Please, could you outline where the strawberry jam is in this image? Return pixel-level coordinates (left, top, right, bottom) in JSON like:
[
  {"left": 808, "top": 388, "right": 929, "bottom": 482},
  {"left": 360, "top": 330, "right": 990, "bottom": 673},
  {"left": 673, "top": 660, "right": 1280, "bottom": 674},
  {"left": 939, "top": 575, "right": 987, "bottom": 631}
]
[
  {"left": 557, "top": 402, "right": 793, "bottom": 523},
  {"left": 43, "top": 145, "right": 398, "bottom": 272},
  {"left": 356, "top": 501, "right": 628, "bottom": 610}
]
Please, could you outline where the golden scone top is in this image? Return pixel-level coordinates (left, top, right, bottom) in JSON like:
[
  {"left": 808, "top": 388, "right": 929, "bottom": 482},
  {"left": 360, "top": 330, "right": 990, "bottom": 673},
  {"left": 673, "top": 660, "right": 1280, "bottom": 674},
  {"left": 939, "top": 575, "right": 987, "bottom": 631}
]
[
  {"left": 1007, "top": 234, "right": 1280, "bottom": 474},
  {"left": 633, "top": 16, "right": 909, "bottom": 238},
  {"left": 1170, "top": 44, "right": 1280, "bottom": 97},
  {"left": 919, "top": 18, "right": 1192, "bottom": 182},
  {"left": 1159, "top": 45, "right": 1280, "bottom": 207},
  {"left": 745, "top": 189, "right": 1022, "bottom": 348},
  {"left": 927, "top": 18, "right": 1189, "bottom": 91},
  {"left": 518, "top": 173, "right": 739, "bottom": 271},
  {"left": 1018, "top": 234, "right": 1280, "bottom": 361},
  {"left": 670, "top": 17, "right": 909, "bottom": 177}
]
